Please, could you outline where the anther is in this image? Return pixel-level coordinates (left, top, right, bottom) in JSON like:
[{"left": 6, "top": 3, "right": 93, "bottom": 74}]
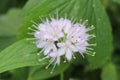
[
  {"left": 37, "top": 53, "right": 40, "bottom": 55},
  {"left": 73, "top": 56, "right": 76, "bottom": 59},
  {"left": 87, "top": 47, "right": 94, "bottom": 50},
  {"left": 87, "top": 25, "right": 95, "bottom": 32},
  {"left": 50, "top": 71, "right": 53, "bottom": 74},
  {"left": 89, "top": 34, "right": 96, "bottom": 39},
  {"left": 80, "top": 19, "right": 82, "bottom": 22},
  {"left": 86, "top": 52, "right": 93, "bottom": 56},
  {"left": 83, "top": 19, "right": 88, "bottom": 25},
  {"left": 92, "top": 52, "right": 96, "bottom": 56},
  {"left": 72, "top": 53, "right": 76, "bottom": 59},
  {"left": 63, "top": 60, "right": 67, "bottom": 63},
  {"left": 50, "top": 62, "right": 57, "bottom": 73}
]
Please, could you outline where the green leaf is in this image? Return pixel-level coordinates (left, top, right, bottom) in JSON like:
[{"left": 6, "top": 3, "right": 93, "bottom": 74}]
[
  {"left": 21, "top": 0, "right": 47, "bottom": 16},
  {"left": 113, "top": 0, "right": 120, "bottom": 4},
  {"left": 0, "top": 8, "right": 23, "bottom": 36},
  {"left": 86, "top": 0, "right": 113, "bottom": 69},
  {"left": 101, "top": 63, "right": 118, "bottom": 80},
  {"left": 0, "top": 8, "right": 23, "bottom": 51},
  {"left": 18, "top": 0, "right": 113, "bottom": 69},
  {"left": 116, "top": 66, "right": 120, "bottom": 80},
  {"left": 0, "top": 39, "right": 47, "bottom": 73},
  {"left": 0, "top": 36, "right": 16, "bottom": 51},
  {"left": 27, "top": 63, "right": 70, "bottom": 80},
  {"left": 10, "top": 67, "right": 28, "bottom": 80}
]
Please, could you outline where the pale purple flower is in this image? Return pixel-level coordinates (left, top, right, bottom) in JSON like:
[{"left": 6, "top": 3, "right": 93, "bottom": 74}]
[{"left": 27, "top": 15, "right": 96, "bottom": 73}]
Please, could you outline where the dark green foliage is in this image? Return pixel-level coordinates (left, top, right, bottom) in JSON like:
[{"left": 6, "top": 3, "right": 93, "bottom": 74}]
[{"left": 0, "top": 0, "right": 120, "bottom": 80}]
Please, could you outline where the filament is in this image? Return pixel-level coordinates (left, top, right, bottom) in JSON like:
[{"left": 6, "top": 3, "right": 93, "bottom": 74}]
[
  {"left": 50, "top": 62, "right": 57, "bottom": 74},
  {"left": 32, "top": 24, "right": 39, "bottom": 30},
  {"left": 27, "top": 32, "right": 35, "bottom": 35},
  {"left": 87, "top": 47, "right": 94, "bottom": 50},
  {"left": 38, "top": 56, "right": 49, "bottom": 62},
  {"left": 28, "top": 27, "right": 38, "bottom": 32},
  {"left": 31, "top": 20, "right": 38, "bottom": 26},
  {"left": 26, "top": 38, "right": 37, "bottom": 41},
  {"left": 39, "top": 16, "right": 45, "bottom": 23},
  {"left": 87, "top": 25, "right": 95, "bottom": 32},
  {"left": 56, "top": 9, "right": 59, "bottom": 20},
  {"left": 45, "top": 58, "right": 55, "bottom": 69}
]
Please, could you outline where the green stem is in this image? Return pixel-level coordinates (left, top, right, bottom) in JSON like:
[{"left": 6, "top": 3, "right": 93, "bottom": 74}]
[{"left": 60, "top": 71, "right": 64, "bottom": 80}]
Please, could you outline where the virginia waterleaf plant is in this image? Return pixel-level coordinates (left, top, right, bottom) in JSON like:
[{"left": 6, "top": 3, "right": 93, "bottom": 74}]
[
  {"left": 0, "top": 0, "right": 113, "bottom": 80},
  {"left": 27, "top": 10, "right": 96, "bottom": 73}
]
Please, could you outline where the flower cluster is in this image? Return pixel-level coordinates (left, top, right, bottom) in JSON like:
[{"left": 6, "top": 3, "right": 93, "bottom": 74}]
[{"left": 27, "top": 16, "right": 96, "bottom": 73}]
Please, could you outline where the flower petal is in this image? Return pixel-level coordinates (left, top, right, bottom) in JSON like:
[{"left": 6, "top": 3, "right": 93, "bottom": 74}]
[
  {"left": 58, "top": 47, "right": 66, "bottom": 56},
  {"left": 65, "top": 49, "right": 72, "bottom": 61},
  {"left": 56, "top": 56, "right": 60, "bottom": 65}
]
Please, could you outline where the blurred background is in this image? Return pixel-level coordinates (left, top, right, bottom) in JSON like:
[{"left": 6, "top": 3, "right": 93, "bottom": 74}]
[{"left": 0, "top": 0, "right": 120, "bottom": 80}]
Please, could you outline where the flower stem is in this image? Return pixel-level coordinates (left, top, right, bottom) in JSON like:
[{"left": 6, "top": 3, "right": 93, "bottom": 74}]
[{"left": 60, "top": 71, "right": 64, "bottom": 80}]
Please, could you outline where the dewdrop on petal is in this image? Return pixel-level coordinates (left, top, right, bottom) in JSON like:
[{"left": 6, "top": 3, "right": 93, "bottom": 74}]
[{"left": 27, "top": 11, "right": 96, "bottom": 73}]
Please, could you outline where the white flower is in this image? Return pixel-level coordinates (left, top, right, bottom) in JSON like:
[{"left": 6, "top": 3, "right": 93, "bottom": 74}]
[
  {"left": 27, "top": 15, "right": 96, "bottom": 73},
  {"left": 57, "top": 41, "right": 78, "bottom": 61}
]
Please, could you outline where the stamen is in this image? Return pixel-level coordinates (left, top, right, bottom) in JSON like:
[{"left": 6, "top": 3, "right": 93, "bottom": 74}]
[
  {"left": 39, "top": 16, "right": 45, "bottom": 23},
  {"left": 50, "top": 62, "right": 57, "bottom": 74},
  {"left": 87, "top": 47, "right": 94, "bottom": 50},
  {"left": 27, "top": 32, "right": 34, "bottom": 35},
  {"left": 86, "top": 52, "right": 93, "bottom": 56},
  {"left": 49, "top": 58, "right": 54, "bottom": 62},
  {"left": 79, "top": 52, "right": 85, "bottom": 58},
  {"left": 86, "top": 52, "right": 95, "bottom": 56},
  {"left": 28, "top": 27, "right": 38, "bottom": 32},
  {"left": 32, "top": 24, "right": 39, "bottom": 30},
  {"left": 83, "top": 19, "right": 88, "bottom": 25},
  {"left": 89, "top": 43, "right": 97, "bottom": 46},
  {"left": 89, "top": 34, "right": 96, "bottom": 39},
  {"left": 26, "top": 38, "right": 37, "bottom": 41},
  {"left": 45, "top": 58, "right": 55, "bottom": 69},
  {"left": 49, "top": 14, "right": 53, "bottom": 20},
  {"left": 31, "top": 20, "right": 38, "bottom": 26},
  {"left": 37, "top": 53, "right": 40, "bottom": 55},
  {"left": 71, "top": 16, "right": 74, "bottom": 22},
  {"left": 56, "top": 9, "right": 59, "bottom": 20},
  {"left": 86, "top": 50, "right": 93, "bottom": 53},
  {"left": 37, "top": 48, "right": 45, "bottom": 56},
  {"left": 72, "top": 18, "right": 76, "bottom": 24},
  {"left": 72, "top": 53, "right": 76, "bottom": 59},
  {"left": 79, "top": 19, "right": 83, "bottom": 23},
  {"left": 32, "top": 41, "right": 36, "bottom": 44},
  {"left": 64, "top": 13, "right": 67, "bottom": 19},
  {"left": 64, "top": 57, "right": 67, "bottom": 63},
  {"left": 87, "top": 25, "right": 95, "bottom": 32},
  {"left": 38, "top": 56, "right": 49, "bottom": 62},
  {"left": 39, "top": 48, "right": 45, "bottom": 54},
  {"left": 92, "top": 52, "right": 96, "bottom": 56}
]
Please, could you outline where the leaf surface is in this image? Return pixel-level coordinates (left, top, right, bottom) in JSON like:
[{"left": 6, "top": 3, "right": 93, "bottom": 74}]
[{"left": 18, "top": 0, "right": 112, "bottom": 68}]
